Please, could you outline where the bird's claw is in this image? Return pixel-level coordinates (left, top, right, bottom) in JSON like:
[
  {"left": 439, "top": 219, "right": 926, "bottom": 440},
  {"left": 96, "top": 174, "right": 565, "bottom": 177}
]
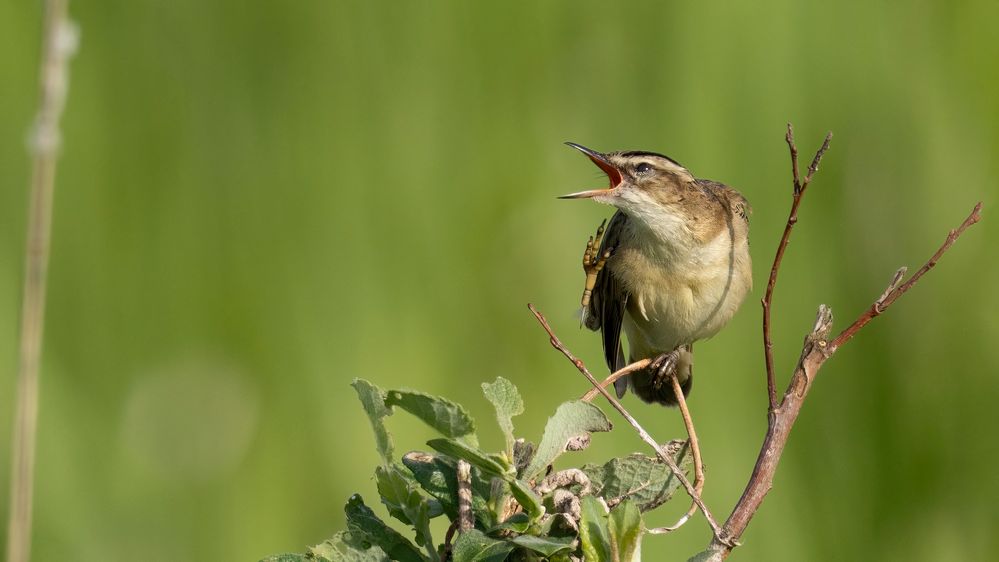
[
  {"left": 650, "top": 349, "right": 680, "bottom": 390},
  {"left": 580, "top": 219, "right": 613, "bottom": 310},
  {"left": 583, "top": 219, "right": 609, "bottom": 273}
]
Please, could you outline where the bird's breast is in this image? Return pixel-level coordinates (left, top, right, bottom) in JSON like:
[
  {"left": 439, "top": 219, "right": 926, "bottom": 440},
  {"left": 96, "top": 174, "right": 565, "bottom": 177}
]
[{"left": 612, "top": 227, "right": 751, "bottom": 354}]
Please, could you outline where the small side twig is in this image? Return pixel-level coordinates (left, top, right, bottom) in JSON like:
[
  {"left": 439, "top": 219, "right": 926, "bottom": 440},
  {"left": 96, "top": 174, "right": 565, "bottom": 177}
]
[
  {"left": 579, "top": 349, "right": 706, "bottom": 529},
  {"left": 762, "top": 125, "right": 832, "bottom": 410},
  {"left": 830, "top": 202, "right": 982, "bottom": 350},
  {"left": 703, "top": 126, "right": 981, "bottom": 560},
  {"left": 529, "top": 304, "right": 734, "bottom": 546},
  {"left": 442, "top": 520, "right": 459, "bottom": 561},
  {"left": 648, "top": 373, "right": 705, "bottom": 533},
  {"left": 580, "top": 358, "right": 651, "bottom": 402}
]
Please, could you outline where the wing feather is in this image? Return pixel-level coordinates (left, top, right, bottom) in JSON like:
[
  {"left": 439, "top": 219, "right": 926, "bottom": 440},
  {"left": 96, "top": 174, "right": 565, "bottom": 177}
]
[{"left": 584, "top": 211, "right": 631, "bottom": 398}]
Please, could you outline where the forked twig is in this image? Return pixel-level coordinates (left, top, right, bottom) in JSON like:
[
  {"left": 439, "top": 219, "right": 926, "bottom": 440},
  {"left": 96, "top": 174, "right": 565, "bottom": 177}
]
[
  {"left": 579, "top": 358, "right": 651, "bottom": 402},
  {"left": 762, "top": 125, "right": 833, "bottom": 411},
  {"left": 703, "top": 126, "right": 982, "bottom": 560},
  {"left": 528, "top": 304, "right": 734, "bottom": 546},
  {"left": 647, "top": 373, "right": 705, "bottom": 533},
  {"left": 830, "top": 202, "right": 982, "bottom": 349}
]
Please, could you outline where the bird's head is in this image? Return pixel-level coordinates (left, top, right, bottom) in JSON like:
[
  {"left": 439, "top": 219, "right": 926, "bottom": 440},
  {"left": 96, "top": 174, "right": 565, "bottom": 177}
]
[{"left": 559, "top": 142, "right": 696, "bottom": 222}]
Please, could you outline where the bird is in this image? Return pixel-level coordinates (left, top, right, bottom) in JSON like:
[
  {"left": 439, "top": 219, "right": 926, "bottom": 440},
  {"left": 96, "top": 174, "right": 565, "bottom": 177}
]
[{"left": 560, "top": 142, "right": 752, "bottom": 406}]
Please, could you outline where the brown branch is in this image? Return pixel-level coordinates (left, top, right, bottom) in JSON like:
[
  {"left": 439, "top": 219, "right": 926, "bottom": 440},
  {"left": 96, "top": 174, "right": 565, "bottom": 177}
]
[
  {"left": 442, "top": 520, "right": 459, "bottom": 562},
  {"left": 6, "top": 3, "right": 77, "bottom": 562},
  {"left": 709, "top": 306, "right": 834, "bottom": 559},
  {"left": 578, "top": 352, "right": 707, "bottom": 533},
  {"left": 647, "top": 374, "right": 705, "bottom": 534},
  {"left": 701, "top": 128, "right": 981, "bottom": 559},
  {"left": 670, "top": 374, "right": 705, "bottom": 526},
  {"left": 580, "top": 358, "right": 651, "bottom": 402},
  {"left": 528, "top": 304, "right": 733, "bottom": 545},
  {"left": 762, "top": 125, "right": 833, "bottom": 410}
]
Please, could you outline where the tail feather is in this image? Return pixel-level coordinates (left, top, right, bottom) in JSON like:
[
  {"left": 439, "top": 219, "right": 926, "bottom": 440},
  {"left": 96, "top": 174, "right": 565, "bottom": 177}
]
[{"left": 614, "top": 376, "right": 629, "bottom": 399}]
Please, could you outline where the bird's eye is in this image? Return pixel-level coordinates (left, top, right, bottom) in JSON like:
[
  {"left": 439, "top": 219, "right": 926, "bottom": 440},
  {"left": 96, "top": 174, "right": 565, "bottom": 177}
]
[{"left": 635, "top": 162, "right": 653, "bottom": 174}]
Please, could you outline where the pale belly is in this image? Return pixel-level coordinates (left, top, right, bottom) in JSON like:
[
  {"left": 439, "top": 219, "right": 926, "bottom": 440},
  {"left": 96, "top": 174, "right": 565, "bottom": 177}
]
[{"left": 617, "top": 246, "right": 751, "bottom": 358}]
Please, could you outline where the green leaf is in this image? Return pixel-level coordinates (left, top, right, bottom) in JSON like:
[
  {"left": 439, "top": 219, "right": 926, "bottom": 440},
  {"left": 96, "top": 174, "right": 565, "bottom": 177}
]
[
  {"left": 315, "top": 531, "right": 392, "bottom": 561},
  {"left": 385, "top": 388, "right": 477, "bottom": 445},
  {"left": 402, "top": 451, "right": 495, "bottom": 528},
  {"left": 374, "top": 465, "right": 436, "bottom": 557},
  {"left": 579, "top": 496, "right": 611, "bottom": 562},
  {"left": 582, "top": 447, "right": 692, "bottom": 512},
  {"left": 487, "top": 512, "right": 531, "bottom": 534},
  {"left": 375, "top": 466, "right": 419, "bottom": 525},
  {"left": 426, "top": 438, "right": 512, "bottom": 477},
  {"left": 426, "top": 499, "right": 444, "bottom": 519},
  {"left": 607, "top": 500, "right": 642, "bottom": 562},
  {"left": 509, "top": 535, "right": 574, "bottom": 557},
  {"left": 481, "top": 377, "right": 524, "bottom": 456},
  {"left": 351, "top": 379, "right": 394, "bottom": 464},
  {"left": 522, "top": 401, "right": 612, "bottom": 480},
  {"left": 508, "top": 479, "right": 544, "bottom": 521},
  {"left": 259, "top": 531, "right": 392, "bottom": 562},
  {"left": 344, "top": 494, "right": 426, "bottom": 562},
  {"left": 451, "top": 529, "right": 515, "bottom": 562}
]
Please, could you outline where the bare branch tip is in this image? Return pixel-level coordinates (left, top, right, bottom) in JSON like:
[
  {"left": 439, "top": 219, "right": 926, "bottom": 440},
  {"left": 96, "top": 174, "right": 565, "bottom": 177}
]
[
  {"left": 971, "top": 201, "right": 983, "bottom": 221},
  {"left": 888, "top": 266, "right": 907, "bottom": 289},
  {"left": 873, "top": 268, "right": 907, "bottom": 312},
  {"left": 807, "top": 136, "right": 833, "bottom": 175},
  {"left": 813, "top": 305, "right": 834, "bottom": 334}
]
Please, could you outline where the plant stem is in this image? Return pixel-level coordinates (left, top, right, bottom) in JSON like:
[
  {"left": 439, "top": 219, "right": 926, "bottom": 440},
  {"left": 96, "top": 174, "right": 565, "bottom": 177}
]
[{"left": 6, "top": 2, "right": 77, "bottom": 562}]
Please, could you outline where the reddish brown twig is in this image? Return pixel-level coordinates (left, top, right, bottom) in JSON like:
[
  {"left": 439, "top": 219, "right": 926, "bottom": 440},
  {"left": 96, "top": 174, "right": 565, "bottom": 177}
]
[
  {"left": 710, "top": 305, "right": 834, "bottom": 559},
  {"left": 830, "top": 202, "right": 982, "bottom": 350},
  {"left": 442, "top": 519, "right": 459, "bottom": 561},
  {"left": 579, "top": 358, "right": 651, "bottom": 402},
  {"left": 701, "top": 125, "right": 981, "bottom": 559},
  {"left": 528, "top": 304, "right": 733, "bottom": 545},
  {"left": 578, "top": 350, "right": 707, "bottom": 533},
  {"left": 647, "top": 374, "right": 705, "bottom": 533},
  {"left": 672, "top": 374, "right": 705, "bottom": 525},
  {"left": 762, "top": 125, "right": 833, "bottom": 411}
]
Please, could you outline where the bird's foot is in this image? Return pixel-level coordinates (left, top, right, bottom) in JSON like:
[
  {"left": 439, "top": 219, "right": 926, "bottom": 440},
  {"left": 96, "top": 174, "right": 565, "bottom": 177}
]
[
  {"left": 580, "top": 219, "right": 613, "bottom": 312},
  {"left": 649, "top": 349, "right": 681, "bottom": 390},
  {"left": 582, "top": 219, "right": 610, "bottom": 274}
]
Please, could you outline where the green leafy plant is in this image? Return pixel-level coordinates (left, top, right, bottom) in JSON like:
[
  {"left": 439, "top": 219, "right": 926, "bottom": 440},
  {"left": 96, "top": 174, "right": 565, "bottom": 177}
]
[{"left": 262, "top": 377, "right": 690, "bottom": 562}]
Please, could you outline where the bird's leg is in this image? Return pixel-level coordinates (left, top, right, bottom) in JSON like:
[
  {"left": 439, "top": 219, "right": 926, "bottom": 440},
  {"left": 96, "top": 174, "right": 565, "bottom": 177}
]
[
  {"left": 649, "top": 348, "right": 681, "bottom": 391},
  {"left": 580, "top": 219, "right": 612, "bottom": 314}
]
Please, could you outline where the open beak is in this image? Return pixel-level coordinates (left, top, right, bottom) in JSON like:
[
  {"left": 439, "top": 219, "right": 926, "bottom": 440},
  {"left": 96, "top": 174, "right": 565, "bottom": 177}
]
[{"left": 558, "top": 142, "right": 624, "bottom": 199}]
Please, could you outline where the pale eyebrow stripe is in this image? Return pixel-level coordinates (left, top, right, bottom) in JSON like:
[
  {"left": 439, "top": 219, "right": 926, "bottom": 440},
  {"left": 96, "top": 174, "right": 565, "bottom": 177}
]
[{"left": 619, "top": 150, "right": 683, "bottom": 168}]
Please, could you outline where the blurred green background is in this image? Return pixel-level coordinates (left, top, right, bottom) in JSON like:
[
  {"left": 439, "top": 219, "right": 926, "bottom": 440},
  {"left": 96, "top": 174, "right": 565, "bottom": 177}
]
[{"left": 2, "top": 1, "right": 997, "bottom": 560}]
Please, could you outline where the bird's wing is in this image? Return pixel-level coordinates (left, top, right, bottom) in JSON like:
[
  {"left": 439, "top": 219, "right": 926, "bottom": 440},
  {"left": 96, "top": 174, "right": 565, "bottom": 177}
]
[{"left": 584, "top": 211, "right": 631, "bottom": 398}]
